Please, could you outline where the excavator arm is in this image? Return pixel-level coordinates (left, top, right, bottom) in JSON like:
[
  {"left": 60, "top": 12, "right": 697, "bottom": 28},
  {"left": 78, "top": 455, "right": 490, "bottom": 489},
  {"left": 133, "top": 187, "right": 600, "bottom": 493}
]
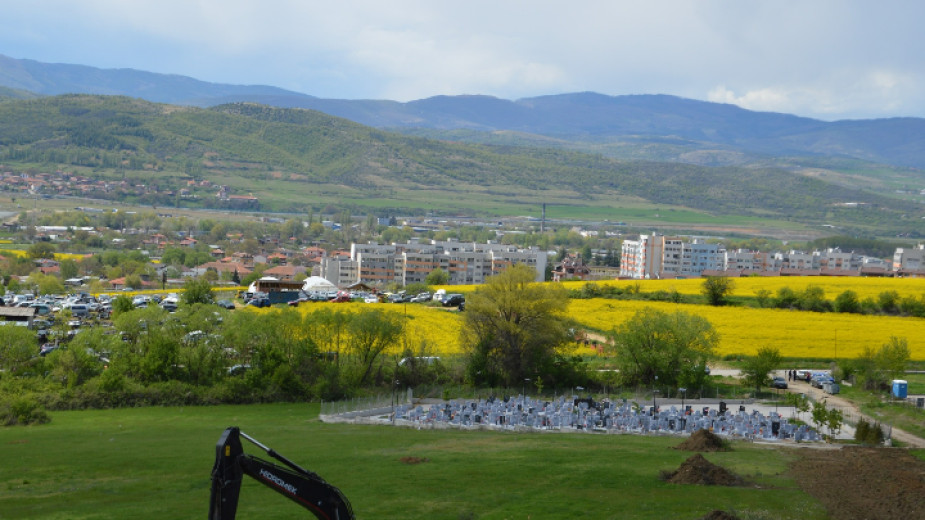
[{"left": 209, "top": 427, "right": 354, "bottom": 520}]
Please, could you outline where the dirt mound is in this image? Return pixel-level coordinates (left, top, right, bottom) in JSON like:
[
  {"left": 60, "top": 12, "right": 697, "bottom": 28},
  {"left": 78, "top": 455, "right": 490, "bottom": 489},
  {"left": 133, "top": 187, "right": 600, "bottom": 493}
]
[
  {"left": 663, "top": 454, "right": 745, "bottom": 486},
  {"left": 675, "top": 429, "right": 730, "bottom": 452},
  {"left": 791, "top": 446, "right": 925, "bottom": 520},
  {"left": 399, "top": 456, "right": 428, "bottom": 465},
  {"left": 699, "top": 511, "right": 740, "bottom": 520}
]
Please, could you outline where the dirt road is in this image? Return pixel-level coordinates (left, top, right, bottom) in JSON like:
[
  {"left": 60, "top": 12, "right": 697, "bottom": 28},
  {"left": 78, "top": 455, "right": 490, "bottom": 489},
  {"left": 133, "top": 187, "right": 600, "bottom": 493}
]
[{"left": 780, "top": 371, "right": 925, "bottom": 448}]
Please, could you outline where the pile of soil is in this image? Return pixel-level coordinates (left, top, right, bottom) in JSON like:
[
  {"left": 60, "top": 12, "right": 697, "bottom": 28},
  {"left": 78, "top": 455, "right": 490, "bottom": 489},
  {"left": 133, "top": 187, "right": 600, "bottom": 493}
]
[
  {"left": 662, "top": 454, "right": 745, "bottom": 486},
  {"left": 399, "top": 456, "right": 429, "bottom": 465},
  {"left": 699, "top": 511, "right": 740, "bottom": 520},
  {"left": 675, "top": 429, "right": 731, "bottom": 452},
  {"left": 790, "top": 446, "right": 925, "bottom": 520}
]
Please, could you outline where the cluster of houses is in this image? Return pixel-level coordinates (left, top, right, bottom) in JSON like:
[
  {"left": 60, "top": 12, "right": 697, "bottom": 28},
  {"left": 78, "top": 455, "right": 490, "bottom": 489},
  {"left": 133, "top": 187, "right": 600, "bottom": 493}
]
[{"left": 0, "top": 170, "right": 258, "bottom": 208}]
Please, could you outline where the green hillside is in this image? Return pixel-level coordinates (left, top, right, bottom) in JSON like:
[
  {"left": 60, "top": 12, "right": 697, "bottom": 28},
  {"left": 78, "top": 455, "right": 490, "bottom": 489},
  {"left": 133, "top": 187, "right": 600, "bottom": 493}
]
[{"left": 0, "top": 95, "right": 921, "bottom": 236}]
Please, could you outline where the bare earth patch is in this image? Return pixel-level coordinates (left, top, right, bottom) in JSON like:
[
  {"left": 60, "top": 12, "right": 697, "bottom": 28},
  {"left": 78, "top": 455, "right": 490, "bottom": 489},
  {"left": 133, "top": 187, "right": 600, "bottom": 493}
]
[
  {"left": 399, "top": 456, "right": 429, "bottom": 465},
  {"left": 662, "top": 454, "right": 746, "bottom": 486},
  {"left": 790, "top": 446, "right": 925, "bottom": 520},
  {"left": 675, "top": 429, "right": 731, "bottom": 452}
]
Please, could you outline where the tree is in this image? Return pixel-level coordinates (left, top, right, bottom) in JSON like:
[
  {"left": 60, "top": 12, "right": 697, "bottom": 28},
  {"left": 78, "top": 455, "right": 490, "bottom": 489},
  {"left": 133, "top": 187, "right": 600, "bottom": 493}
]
[
  {"left": 798, "top": 285, "right": 830, "bottom": 312},
  {"left": 876, "top": 336, "right": 910, "bottom": 382},
  {"left": 27, "top": 272, "right": 65, "bottom": 295},
  {"left": 0, "top": 325, "right": 38, "bottom": 375},
  {"left": 425, "top": 267, "right": 450, "bottom": 286},
  {"left": 181, "top": 277, "right": 214, "bottom": 306},
  {"left": 608, "top": 308, "right": 717, "bottom": 390},
  {"left": 461, "top": 263, "right": 571, "bottom": 387},
  {"left": 347, "top": 309, "right": 404, "bottom": 386},
  {"left": 834, "top": 290, "right": 860, "bottom": 313},
  {"left": 112, "top": 295, "right": 134, "bottom": 316},
  {"left": 701, "top": 276, "right": 735, "bottom": 306},
  {"left": 741, "top": 346, "right": 782, "bottom": 394},
  {"left": 59, "top": 259, "right": 79, "bottom": 280},
  {"left": 27, "top": 241, "right": 57, "bottom": 259}
]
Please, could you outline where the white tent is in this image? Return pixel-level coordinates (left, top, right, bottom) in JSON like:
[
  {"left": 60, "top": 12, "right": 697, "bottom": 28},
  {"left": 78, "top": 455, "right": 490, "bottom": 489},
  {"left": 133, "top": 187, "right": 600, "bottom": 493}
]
[
  {"left": 247, "top": 276, "right": 279, "bottom": 293},
  {"left": 301, "top": 276, "right": 337, "bottom": 293}
]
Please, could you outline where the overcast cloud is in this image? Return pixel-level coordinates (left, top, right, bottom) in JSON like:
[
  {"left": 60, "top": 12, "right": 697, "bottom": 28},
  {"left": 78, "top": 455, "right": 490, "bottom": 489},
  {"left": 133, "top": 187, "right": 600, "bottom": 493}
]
[{"left": 1, "top": 0, "right": 923, "bottom": 120}]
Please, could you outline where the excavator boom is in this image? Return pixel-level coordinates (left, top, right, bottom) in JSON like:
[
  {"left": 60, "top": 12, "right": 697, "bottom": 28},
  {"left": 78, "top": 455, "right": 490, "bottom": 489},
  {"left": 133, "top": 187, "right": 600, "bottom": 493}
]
[{"left": 209, "top": 427, "right": 354, "bottom": 520}]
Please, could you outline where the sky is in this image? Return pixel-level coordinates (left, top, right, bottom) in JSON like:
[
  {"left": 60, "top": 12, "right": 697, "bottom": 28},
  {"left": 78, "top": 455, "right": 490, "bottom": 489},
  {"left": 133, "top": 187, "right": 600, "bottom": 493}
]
[{"left": 1, "top": 0, "right": 924, "bottom": 121}]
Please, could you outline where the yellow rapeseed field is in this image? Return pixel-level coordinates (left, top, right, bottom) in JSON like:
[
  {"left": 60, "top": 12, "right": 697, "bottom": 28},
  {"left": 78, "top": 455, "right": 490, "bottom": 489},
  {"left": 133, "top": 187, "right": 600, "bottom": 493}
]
[
  {"left": 292, "top": 302, "right": 465, "bottom": 355},
  {"left": 568, "top": 299, "right": 925, "bottom": 360},
  {"left": 559, "top": 276, "right": 925, "bottom": 301},
  {"left": 2, "top": 249, "right": 91, "bottom": 262}
]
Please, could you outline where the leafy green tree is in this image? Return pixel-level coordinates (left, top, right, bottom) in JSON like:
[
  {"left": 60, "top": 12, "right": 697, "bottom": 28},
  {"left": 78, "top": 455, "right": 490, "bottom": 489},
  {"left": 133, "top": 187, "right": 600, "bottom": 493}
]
[
  {"left": 826, "top": 407, "right": 843, "bottom": 437},
  {"left": 741, "top": 346, "right": 782, "bottom": 394},
  {"left": 111, "top": 306, "right": 179, "bottom": 383},
  {"left": 876, "top": 336, "right": 910, "bottom": 382},
  {"left": 27, "top": 272, "right": 65, "bottom": 295},
  {"left": 878, "top": 290, "right": 900, "bottom": 314},
  {"left": 798, "top": 285, "right": 830, "bottom": 312},
  {"left": 47, "top": 330, "right": 108, "bottom": 387},
  {"left": 834, "top": 290, "right": 860, "bottom": 313},
  {"left": 59, "top": 259, "right": 79, "bottom": 280},
  {"left": 347, "top": 309, "right": 404, "bottom": 386},
  {"left": 461, "top": 264, "right": 571, "bottom": 387},
  {"left": 27, "top": 241, "right": 56, "bottom": 259},
  {"left": 181, "top": 277, "right": 214, "bottom": 306},
  {"left": 701, "top": 276, "right": 734, "bottom": 306},
  {"left": 425, "top": 267, "right": 450, "bottom": 286},
  {"left": 0, "top": 325, "right": 39, "bottom": 375},
  {"left": 774, "top": 286, "right": 798, "bottom": 309},
  {"left": 607, "top": 308, "right": 717, "bottom": 389},
  {"left": 124, "top": 273, "right": 143, "bottom": 290},
  {"left": 112, "top": 295, "right": 134, "bottom": 316},
  {"left": 811, "top": 400, "right": 830, "bottom": 434}
]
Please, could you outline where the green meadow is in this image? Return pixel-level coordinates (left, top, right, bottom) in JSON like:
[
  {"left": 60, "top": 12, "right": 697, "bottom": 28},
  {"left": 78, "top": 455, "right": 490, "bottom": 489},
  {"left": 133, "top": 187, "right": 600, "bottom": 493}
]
[{"left": 0, "top": 403, "right": 828, "bottom": 519}]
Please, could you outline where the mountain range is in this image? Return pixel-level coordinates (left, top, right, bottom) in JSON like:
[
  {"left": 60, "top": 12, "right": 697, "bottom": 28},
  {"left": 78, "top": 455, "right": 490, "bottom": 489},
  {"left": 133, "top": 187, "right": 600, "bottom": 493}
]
[
  {"left": 0, "top": 54, "right": 923, "bottom": 238},
  {"left": 3, "top": 54, "right": 925, "bottom": 171}
]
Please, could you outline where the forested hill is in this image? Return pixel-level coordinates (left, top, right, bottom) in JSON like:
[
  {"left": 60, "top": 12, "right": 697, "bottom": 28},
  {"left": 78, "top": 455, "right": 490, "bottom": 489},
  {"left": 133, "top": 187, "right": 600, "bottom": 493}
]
[
  {"left": 3, "top": 55, "right": 925, "bottom": 171},
  {"left": 0, "top": 95, "right": 921, "bottom": 235}
]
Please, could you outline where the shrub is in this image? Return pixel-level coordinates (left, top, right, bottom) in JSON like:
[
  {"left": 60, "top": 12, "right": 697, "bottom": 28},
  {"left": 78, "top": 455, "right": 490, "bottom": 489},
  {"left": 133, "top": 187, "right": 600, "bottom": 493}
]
[{"left": 1, "top": 396, "right": 51, "bottom": 426}]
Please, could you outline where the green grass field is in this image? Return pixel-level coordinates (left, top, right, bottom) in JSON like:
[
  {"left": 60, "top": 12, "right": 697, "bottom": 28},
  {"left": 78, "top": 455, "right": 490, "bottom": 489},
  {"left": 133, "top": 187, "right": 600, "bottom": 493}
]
[{"left": 0, "top": 404, "right": 828, "bottom": 519}]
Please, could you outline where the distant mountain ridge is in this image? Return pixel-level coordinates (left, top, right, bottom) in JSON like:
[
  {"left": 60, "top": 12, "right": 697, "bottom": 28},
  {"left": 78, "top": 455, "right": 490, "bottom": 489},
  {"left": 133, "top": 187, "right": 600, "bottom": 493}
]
[{"left": 1, "top": 54, "right": 925, "bottom": 171}]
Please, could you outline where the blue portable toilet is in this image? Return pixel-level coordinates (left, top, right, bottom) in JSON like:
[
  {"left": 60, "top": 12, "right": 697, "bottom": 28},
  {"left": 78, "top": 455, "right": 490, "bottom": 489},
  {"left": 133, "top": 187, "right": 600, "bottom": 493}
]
[{"left": 892, "top": 380, "right": 908, "bottom": 399}]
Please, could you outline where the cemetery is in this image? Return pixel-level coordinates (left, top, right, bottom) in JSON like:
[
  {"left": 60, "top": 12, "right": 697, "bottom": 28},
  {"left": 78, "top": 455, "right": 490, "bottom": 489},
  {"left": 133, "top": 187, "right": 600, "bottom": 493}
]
[{"left": 324, "top": 394, "right": 828, "bottom": 443}]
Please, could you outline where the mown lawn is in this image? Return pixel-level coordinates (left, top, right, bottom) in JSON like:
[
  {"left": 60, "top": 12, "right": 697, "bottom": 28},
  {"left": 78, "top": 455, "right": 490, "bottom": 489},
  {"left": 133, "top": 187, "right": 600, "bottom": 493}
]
[{"left": 0, "top": 403, "right": 828, "bottom": 519}]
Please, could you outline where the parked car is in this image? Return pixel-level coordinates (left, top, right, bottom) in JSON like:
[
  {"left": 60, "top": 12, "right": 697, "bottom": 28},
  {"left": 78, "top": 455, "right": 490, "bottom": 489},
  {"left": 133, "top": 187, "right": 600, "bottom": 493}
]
[
  {"left": 811, "top": 374, "right": 835, "bottom": 389},
  {"left": 410, "top": 292, "right": 431, "bottom": 303},
  {"left": 441, "top": 294, "right": 465, "bottom": 307},
  {"left": 771, "top": 376, "right": 788, "bottom": 389},
  {"left": 216, "top": 299, "right": 236, "bottom": 310},
  {"left": 247, "top": 297, "right": 271, "bottom": 308}
]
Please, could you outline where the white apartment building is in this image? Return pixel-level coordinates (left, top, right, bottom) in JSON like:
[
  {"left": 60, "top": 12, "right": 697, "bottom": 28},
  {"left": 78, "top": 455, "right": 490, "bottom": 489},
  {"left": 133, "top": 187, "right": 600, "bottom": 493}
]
[
  {"left": 621, "top": 235, "right": 724, "bottom": 279},
  {"left": 620, "top": 234, "right": 665, "bottom": 279},
  {"left": 321, "top": 240, "right": 547, "bottom": 287},
  {"left": 724, "top": 249, "right": 773, "bottom": 272},
  {"left": 893, "top": 244, "right": 925, "bottom": 272}
]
